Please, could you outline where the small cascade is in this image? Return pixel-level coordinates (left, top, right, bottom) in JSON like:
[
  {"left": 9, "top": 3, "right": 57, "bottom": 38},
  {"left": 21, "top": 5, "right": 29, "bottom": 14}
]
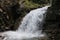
[
  {"left": 17, "top": 6, "right": 49, "bottom": 33},
  {"left": 2, "top": 5, "right": 50, "bottom": 40}
]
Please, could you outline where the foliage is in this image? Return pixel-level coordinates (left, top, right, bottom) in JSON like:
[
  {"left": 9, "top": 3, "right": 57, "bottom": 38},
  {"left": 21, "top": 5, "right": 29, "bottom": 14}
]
[
  {"left": 23, "top": 0, "right": 50, "bottom": 9},
  {"left": 23, "top": 0, "right": 40, "bottom": 9}
]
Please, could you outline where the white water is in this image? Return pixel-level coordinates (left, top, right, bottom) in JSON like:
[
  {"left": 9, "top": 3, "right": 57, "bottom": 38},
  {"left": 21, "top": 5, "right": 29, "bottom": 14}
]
[{"left": 2, "top": 6, "right": 50, "bottom": 40}]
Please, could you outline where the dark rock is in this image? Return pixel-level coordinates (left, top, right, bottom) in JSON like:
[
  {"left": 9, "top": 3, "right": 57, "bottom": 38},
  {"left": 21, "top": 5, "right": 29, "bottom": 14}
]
[{"left": 43, "top": 0, "right": 60, "bottom": 40}]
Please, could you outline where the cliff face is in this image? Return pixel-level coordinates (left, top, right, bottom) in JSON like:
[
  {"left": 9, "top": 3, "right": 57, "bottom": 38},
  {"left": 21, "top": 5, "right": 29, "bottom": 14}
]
[{"left": 43, "top": 0, "right": 60, "bottom": 40}]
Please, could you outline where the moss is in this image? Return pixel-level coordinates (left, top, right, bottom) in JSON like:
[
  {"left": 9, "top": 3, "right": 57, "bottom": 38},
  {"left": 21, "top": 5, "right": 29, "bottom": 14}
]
[
  {"left": 23, "top": 0, "right": 40, "bottom": 9},
  {"left": 22, "top": 0, "right": 50, "bottom": 10}
]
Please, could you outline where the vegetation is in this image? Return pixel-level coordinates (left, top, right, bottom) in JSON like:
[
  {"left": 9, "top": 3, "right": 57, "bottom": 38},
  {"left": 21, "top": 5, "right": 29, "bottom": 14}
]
[{"left": 23, "top": 0, "right": 50, "bottom": 9}]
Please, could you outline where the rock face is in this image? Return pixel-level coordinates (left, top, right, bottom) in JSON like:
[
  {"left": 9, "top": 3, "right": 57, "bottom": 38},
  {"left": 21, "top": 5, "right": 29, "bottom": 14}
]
[
  {"left": 0, "top": 0, "right": 24, "bottom": 31},
  {"left": 43, "top": 0, "right": 60, "bottom": 40}
]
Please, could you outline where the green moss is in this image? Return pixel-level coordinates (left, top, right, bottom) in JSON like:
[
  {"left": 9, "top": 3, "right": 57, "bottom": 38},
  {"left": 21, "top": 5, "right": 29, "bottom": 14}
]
[
  {"left": 23, "top": 0, "right": 40, "bottom": 9},
  {"left": 23, "top": 0, "right": 50, "bottom": 9}
]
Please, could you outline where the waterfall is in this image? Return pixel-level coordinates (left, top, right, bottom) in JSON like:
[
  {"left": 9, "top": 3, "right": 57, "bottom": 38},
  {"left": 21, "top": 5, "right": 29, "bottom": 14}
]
[
  {"left": 17, "top": 6, "right": 49, "bottom": 33},
  {"left": 2, "top": 5, "right": 50, "bottom": 40}
]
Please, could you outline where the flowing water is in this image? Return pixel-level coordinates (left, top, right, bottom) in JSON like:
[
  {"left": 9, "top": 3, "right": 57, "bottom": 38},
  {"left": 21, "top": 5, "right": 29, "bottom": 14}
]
[{"left": 2, "top": 6, "right": 50, "bottom": 40}]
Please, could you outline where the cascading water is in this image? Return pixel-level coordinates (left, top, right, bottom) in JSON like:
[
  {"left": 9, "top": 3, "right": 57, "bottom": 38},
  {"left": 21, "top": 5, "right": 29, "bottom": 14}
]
[
  {"left": 2, "top": 5, "right": 50, "bottom": 40},
  {"left": 17, "top": 6, "right": 49, "bottom": 33}
]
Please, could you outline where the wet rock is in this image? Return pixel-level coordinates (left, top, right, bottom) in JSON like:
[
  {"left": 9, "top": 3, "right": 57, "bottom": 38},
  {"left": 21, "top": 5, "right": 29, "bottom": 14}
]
[{"left": 43, "top": 0, "right": 60, "bottom": 40}]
